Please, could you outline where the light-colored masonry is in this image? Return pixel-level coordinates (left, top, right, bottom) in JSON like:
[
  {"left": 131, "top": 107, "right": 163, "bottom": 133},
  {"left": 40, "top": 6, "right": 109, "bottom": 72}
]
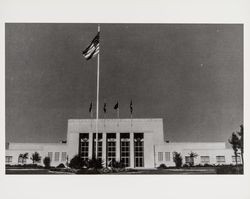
[{"left": 6, "top": 118, "right": 240, "bottom": 168}]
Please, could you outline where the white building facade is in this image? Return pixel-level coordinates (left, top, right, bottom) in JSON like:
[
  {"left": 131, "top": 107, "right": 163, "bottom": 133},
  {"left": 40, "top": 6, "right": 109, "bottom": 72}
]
[{"left": 5, "top": 118, "right": 240, "bottom": 168}]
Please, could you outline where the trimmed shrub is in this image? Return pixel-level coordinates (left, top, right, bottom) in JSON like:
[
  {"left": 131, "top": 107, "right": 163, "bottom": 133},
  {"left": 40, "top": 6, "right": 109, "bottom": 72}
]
[
  {"left": 87, "top": 158, "right": 103, "bottom": 170},
  {"left": 182, "top": 163, "right": 189, "bottom": 168},
  {"left": 69, "top": 155, "right": 84, "bottom": 169},
  {"left": 56, "top": 163, "right": 65, "bottom": 168},
  {"left": 110, "top": 160, "right": 125, "bottom": 169},
  {"left": 157, "top": 164, "right": 167, "bottom": 169},
  {"left": 43, "top": 157, "right": 51, "bottom": 169}
]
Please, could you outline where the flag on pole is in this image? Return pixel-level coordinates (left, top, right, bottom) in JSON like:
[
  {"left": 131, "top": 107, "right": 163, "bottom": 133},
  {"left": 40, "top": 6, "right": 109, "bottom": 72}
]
[
  {"left": 130, "top": 100, "right": 133, "bottom": 128},
  {"left": 114, "top": 101, "right": 119, "bottom": 110},
  {"left": 89, "top": 102, "right": 93, "bottom": 113},
  {"left": 103, "top": 103, "right": 107, "bottom": 113},
  {"left": 82, "top": 32, "right": 100, "bottom": 60},
  {"left": 130, "top": 100, "right": 133, "bottom": 114},
  {"left": 114, "top": 101, "right": 119, "bottom": 119}
]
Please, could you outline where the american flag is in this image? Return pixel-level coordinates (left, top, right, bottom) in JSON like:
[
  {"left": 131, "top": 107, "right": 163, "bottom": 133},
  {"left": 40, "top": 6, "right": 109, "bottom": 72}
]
[{"left": 82, "top": 32, "right": 100, "bottom": 60}]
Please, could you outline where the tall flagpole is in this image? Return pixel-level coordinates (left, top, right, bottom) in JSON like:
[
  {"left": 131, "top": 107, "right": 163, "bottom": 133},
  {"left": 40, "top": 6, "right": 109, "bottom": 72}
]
[
  {"left": 104, "top": 102, "right": 106, "bottom": 129},
  {"left": 91, "top": 107, "right": 93, "bottom": 131},
  {"left": 130, "top": 100, "right": 133, "bottom": 128},
  {"left": 117, "top": 106, "right": 119, "bottom": 127},
  {"left": 130, "top": 111, "right": 132, "bottom": 128},
  {"left": 95, "top": 25, "right": 100, "bottom": 159}
]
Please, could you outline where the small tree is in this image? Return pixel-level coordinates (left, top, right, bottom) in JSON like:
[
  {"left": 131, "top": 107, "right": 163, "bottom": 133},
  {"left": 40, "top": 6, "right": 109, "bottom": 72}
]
[
  {"left": 238, "top": 125, "right": 244, "bottom": 165},
  {"left": 43, "top": 157, "right": 51, "bottom": 168},
  {"left": 188, "top": 151, "right": 198, "bottom": 166},
  {"left": 157, "top": 164, "right": 167, "bottom": 169},
  {"left": 228, "top": 132, "right": 240, "bottom": 165},
  {"left": 173, "top": 152, "right": 182, "bottom": 168},
  {"left": 19, "top": 153, "right": 29, "bottom": 164},
  {"left": 30, "top": 152, "right": 41, "bottom": 164}
]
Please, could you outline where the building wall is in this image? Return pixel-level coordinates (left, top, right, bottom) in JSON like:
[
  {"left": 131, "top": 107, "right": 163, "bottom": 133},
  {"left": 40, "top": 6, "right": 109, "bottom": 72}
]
[
  {"left": 67, "top": 118, "right": 164, "bottom": 168},
  {"left": 155, "top": 143, "right": 237, "bottom": 167},
  {"left": 5, "top": 143, "right": 68, "bottom": 167},
  {"left": 5, "top": 118, "right": 238, "bottom": 169}
]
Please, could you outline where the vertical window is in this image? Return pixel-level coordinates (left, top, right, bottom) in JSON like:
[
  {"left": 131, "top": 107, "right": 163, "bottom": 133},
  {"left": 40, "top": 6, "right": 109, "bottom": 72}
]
[
  {"left": 48, "top": 152, "right": 53, "bottom": 162},
  {"left": 134, "top": 133, "right": 144, "bottom": 167},
  {"left": 93, "top": 133, "right": 102, "bottom": 161},
  {"left": 61, "top": 152, "right": 67, "bottom": 162},
  {"left": 54, "top": 152, "right": 60, "bottom": 161},
  {"left": 232, "top": 156, "right": 241, "bottom": 163},
  {"left": 107, "top": 133, "right": 116, "bottom": 166},
  {"left": 165, "top": 152, "right": 170, "bottom": 161},
  {"left": 200, "top": 156, "right": 210, "bottom": 164},
  {"left": 120, "top": 133, "right": 130, "bottom": 167},
  {"left": 216, "top": 156, "right": 225, "bottom": 163},
  {"left": 5, "top": 156, "right": 12, "bottom": 163},
  {"left": 79, "top": 133, "right": 89, "bottom": 161},
  {"left": 158, "top": 152, "right": 163, "bottom": 162}
]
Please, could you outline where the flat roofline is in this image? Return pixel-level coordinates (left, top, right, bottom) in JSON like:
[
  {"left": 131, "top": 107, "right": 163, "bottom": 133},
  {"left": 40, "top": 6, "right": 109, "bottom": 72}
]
[
  {"left": 7, "top": 142, "right": 67, "bottom": 145},
  {"left": 158, "top": 142, "right": 227, "bottom": 146},
  {"left": 68, "top": 118, "right": 163, "bottom": 122},
  {"left": 163, "top": 142, "right": 226, "bottom": 144},
  {"left": 181, "top": 148, "right": 232, "bottom": 151}
]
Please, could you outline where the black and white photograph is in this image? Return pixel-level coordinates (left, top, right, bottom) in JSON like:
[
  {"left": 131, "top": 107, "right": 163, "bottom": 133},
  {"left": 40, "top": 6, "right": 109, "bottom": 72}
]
[
  {"left": 5, "top": 23, "right": 243, "bottom": 175},
  {"left": 1, "top": 1, "right": 250, "bottom": 199}
]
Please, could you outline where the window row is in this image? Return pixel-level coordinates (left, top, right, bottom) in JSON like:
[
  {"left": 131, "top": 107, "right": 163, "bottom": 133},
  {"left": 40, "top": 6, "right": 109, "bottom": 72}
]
[
  {"left": 5, "top": 152, "right": 67, "bottom": 164},
  {"left": 158, "top": 152, "right": 171, "bottom": 162},
  {"left": 48, "top": 152, "right": 67, "bottom": 162},
  {"left": 157, "top": 153, "right": 241, "bottom": 164},
  {"left": 5, "top": 156, "right": 12, "bottom": 163},
  {"left": 79, "top": 133, "right": 144, "bottom": 167}
]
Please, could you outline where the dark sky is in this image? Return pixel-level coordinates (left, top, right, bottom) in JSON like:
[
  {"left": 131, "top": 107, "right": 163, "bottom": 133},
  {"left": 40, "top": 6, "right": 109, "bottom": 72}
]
[{"left": 5, "top": 23, "right": 243, "bottom": 143}]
